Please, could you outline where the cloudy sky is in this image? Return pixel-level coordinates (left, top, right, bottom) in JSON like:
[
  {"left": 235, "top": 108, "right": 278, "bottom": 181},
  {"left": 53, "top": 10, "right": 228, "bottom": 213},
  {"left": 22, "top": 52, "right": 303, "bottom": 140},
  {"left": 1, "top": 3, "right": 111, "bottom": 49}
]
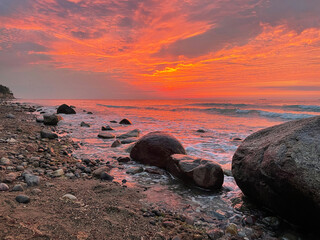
[{"left": 0, "top": 0, "right": 320, "bottom": 99}]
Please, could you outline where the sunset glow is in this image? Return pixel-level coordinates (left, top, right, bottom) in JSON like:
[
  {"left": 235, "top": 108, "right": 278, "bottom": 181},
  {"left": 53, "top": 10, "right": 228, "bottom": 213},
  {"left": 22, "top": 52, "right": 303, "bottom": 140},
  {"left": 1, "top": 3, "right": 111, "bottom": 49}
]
[{"left": 1, "top": 0, "right": 320, "bottom": 99}]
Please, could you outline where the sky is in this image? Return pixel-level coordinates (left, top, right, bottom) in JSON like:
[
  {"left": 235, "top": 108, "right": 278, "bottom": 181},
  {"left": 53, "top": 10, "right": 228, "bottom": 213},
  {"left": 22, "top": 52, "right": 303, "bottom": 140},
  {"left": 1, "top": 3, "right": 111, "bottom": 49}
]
[{"left": 0, "top": 0, "right": 320, "bottom": 99}]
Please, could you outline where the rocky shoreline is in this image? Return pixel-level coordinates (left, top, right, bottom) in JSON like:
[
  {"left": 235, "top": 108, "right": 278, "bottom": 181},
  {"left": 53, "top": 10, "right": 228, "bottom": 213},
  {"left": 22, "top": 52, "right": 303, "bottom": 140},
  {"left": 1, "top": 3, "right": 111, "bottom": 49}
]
[{"left": 0, "top": 100, "right": 318, "bottom": 240}]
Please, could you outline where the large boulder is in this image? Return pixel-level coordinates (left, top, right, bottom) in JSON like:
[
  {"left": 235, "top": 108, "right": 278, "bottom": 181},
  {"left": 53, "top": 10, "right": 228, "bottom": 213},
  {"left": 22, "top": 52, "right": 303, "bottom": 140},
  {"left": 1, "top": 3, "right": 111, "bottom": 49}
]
[
  {"left": 169, "top": 154, "right": 224, "bottom": 190},
  {"left": 43, "top": 114, "right": 61, "bottom": 126},
  {"left": 232, "top": 116, "right": 320, "bottom": 226},
  {"left": 57, "top": 104, "right": 76, "bottom": 114},
  {"left": 130, "top": 131, "right": 186, "bottom": 168}
]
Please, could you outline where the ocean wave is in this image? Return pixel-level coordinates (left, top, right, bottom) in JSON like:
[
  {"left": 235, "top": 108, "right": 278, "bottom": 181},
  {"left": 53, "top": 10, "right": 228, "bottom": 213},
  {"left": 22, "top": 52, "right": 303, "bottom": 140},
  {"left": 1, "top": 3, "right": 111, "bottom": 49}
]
[
  {"left": 97, "top": 104, "right": 139, "bottom": 109},
  {"left": 188, "top": 102, "right": 249, "bottom": 108},
  {"left": 282, "top": 105, "right": 320, "bottom": 112}
]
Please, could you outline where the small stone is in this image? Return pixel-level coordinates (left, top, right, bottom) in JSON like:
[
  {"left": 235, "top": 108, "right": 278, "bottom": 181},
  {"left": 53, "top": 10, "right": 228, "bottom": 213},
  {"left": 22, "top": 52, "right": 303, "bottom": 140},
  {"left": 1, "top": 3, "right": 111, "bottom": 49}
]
[
  {"left": 117, "top": 156, "right": 131, "bottom": 163},
  {"left": 196, "top": 129, "right": 206, "bottom": 133},
  {"left": 162, "top": 221, "right": 175, "bottom": 228},
  {"left": 0, "top": 183, "right": 9, "bottom": 191},
  {"left": 36, "top": 116, "right": 44, "bottom": 123},
  {"left": 4, "top": 172, "right": 18, "bottom": 183},
  {"left": 12, "top": 184, "right": 23, "bottom": 191},
  {"left": 207, "top": 229, "right": 224, "bottom": 240},
  {"left": 6, "top": 113, "right": 15, "bottom": 119},
  {"left": 62, "top": 194, "right": 77, "bottom": 201},
  {"left": 16, "top": 165, "right": 24, "bottom": 171},
  {"left": 225, "top": 223, "right": 238, "bottom": 236},
  {"left": 31, "top": 188, "right": 42, "bottom": 195},
  {"left": 119, "top": 119, "right": 131, "bottom": 125},
  {"left": 101, "top": 125, "right": 113, "bottom": 131},
  {"left": 92, "top": 167, "right": 111, "bottom": 178},
  {"left": 97, "top": 132, "right": 115, "bottom": 139},
  {"left": 65, "top": 172, "right": 75, "bottom": 178},
  {"left": 25, "top": 174, "right": 40, "bottom": 186},
  {"left": 16, "top": 195, "right": 30, "bottom": 203},
  {"left": 80, "top": 122, "right": 90, "bottom": 127},
  {"left": 126, "top": 167, "right": 143, "bottom": 175},
  {"left": 87, "top": 111, "right": 93, "bottom": 114},
  {"left": 0, "top": 157, "right": 11, "bottom": 165},
  {"left": 111, "top": 140, "right": 121, "bottom": 148},
  {"left": 110, "top": 120, "right": 117, "bottom": 123},
  {"left": 232, "top": 137, "right": 242, "bottom": 141},
  {"left": 52, "top": 169, "right": 64, "bottom": 177},
  {"left": 100, "top": 172, "right": 114, "bottom": 181},
  {"left": 40, "top": 129, "right": 58, "bottom": 139}
]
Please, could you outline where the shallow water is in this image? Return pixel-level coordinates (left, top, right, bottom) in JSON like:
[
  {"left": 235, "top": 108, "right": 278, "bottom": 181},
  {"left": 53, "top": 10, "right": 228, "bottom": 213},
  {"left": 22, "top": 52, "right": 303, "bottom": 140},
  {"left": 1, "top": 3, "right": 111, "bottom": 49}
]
[{"left": 20, "top": 98, "right": 320, "bottom": 233}]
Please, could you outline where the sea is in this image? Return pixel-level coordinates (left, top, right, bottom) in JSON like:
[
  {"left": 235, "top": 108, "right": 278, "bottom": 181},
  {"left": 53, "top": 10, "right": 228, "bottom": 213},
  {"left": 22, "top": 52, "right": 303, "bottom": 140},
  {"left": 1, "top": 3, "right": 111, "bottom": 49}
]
[{"left": 19, "top": 98, "right": 320, "bottom": 236}]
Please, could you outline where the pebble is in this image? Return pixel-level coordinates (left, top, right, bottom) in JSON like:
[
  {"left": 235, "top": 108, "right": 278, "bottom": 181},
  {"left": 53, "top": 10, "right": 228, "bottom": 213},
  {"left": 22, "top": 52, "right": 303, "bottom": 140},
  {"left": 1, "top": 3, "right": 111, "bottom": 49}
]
[
  {"left": 162, "top": 221, "right": 175, "bottom": 228},
  {"left": 225, "top": 223, "right": 238, "bottom": 236},
  {"left": 0, "top": 157, "right": 11, "bottom": 165},
  {"left": 16, "top": 165, "right": 24, "bottom": 171},
  {"left": 207, "top": 229, "right": 224, "bottom": 240},
  {"left": 52, "top": 169, "right": 64, "bottom": 177},
  {"left": 31, "top": 188, "right": 42, "bottom": 195},
  {"left": 25, "top": 174, "right": 40, "bottom": 186},
  {"left": 65, "top": 172, "right": 75, "bottom": 179},
  {"left": 16, "top": 195, "right": 30, "bottom": 203},
  {"left": 100, "top": 172, "right": 114, "bottom": 181},
  {"left": 6, "top": 113, "right": 15, "bottom": 119},
  {"left": 62, "top": 194, "right": 77, "bottom": 201},
  {"left": 117, "top": 156, "right": 131, "bottom": 163},
  {"left": 0, "top": 183, "right": 9, "bottom": 191},
  {"left": 126, "top": 167, "right": 143, "bottom": 175},
  {"left": 12, "top": 184, "right": 24, "bottom": 191}
]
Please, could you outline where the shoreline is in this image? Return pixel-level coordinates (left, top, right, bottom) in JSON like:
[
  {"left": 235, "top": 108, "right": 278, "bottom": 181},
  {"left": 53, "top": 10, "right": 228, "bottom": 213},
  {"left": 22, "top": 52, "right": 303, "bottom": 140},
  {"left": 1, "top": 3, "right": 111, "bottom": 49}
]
[
  {"left": 0, "top": 99, "right": 318, "bottom": 240},
  {"left": 0, "top": 100, "right": 210, "bottom": 239}
]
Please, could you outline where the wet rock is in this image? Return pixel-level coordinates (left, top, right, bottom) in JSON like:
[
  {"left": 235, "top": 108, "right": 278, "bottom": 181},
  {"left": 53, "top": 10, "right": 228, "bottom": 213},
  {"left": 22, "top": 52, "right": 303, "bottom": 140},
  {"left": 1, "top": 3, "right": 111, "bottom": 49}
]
[
  {"left": 16, "top": 195, "right": 30, "bottom": 203},
  {"left": 125, "top": 143, "right": 135, "bottom": 153},
  {"left": 120, "top": 138, "right": 136, "bottom": 144},
  {"left": 207, "top": 229, "right": 224, "bottom": 240},
  {"left": 12, "top": 184, "right": 23, "bottom": 191},
  {"left": 0, "top": 183, "right": 9, "bottom": 191},
  {"left": 196, "top": 129, "right": 206, "bottom": 133},
  {"left": 145, "top": 168, "right": 165, "bottom": 175},
  {"left": 0, "top": 157, "right": 11, "bottom": 165},
  {"left": 111, "top": 140, "right": 121, "bottom": 148},
  {"left": 119, "top": 119, "right": 131, "bottom": 125},
  {"left": 100, "top": 172, "right": 114, "bottom": 181},
  {"left": 126, "top": 167, "right": 143, "bottom": 175},
  {"left": 36, "top": 116, "right": 44, "bottom": 123},
  {"left": 52, "top": 169, "right": 64, "bottom": 177},
  {"left": 117, "top": 156, "right": 131, "bottom": 163},
  {"left": 232, "top": 137, "right": 242, "bottom": 141},
  {"left": 232, "top": 116, "right": 320, "bottom": 226},
  {"left": 40, "top": 129, "right": 58, "bottom": 139},
  {"left": 62, "top": 194, "right": 77, "bottom": 201},
  {"left": 25, "top": 173, "right": 40, "bottom": 186},
  {"left": 43, "top": 114, "right": 60, "bottom": 126},
  {"left": 225, "top": 223, "right": 238, "bottom": 235},
  {"left": 169, "top": 154, "right": 224, "bottom": 190},
  {"left": 117, "top": 129, "right": 140, "bottom": 139},
  {"left": 110, "top": 120, "right": 117, "bottom": 123},
  {"left": 130, "top": 131, "right": 186, "bottom": 169},
  {"left": 57, "top": 104, "right": 76, "bottom": 114},
  {"left": 87, "top": 111, "right": 93, "bottom": 114},
  {"left": 92, "top": 166, "right": 111, "bottom": 178},
  {"left": 101, "top": 125, "right": 113, "bottom": 131},
  {"left": 97, "top": 132, "right": 115, "bottom": 139},
  {"left": 80, "top": 121, "right": 90, "bottom": 127}
]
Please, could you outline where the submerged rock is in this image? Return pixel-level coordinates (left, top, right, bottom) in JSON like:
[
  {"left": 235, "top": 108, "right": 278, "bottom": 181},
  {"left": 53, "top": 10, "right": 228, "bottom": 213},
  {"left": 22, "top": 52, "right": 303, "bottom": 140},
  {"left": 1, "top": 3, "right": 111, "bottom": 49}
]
[
  {"left": 80, "top": 121, "right": 90, "bottom": 127},
  {"left": 119, "top": 119, "right": 131, "bottom": 125},
  {"left": 169, "top": 154, "right": 224, "bottom": 190},
  {"left": 40, "top": 129, "right": 58, "bottom": 139},
  {"left": 111, "top": 140, "right": 121, "bottom": 148},
  {"left": 117, "top": 129, "right": 140, "bottom": 139},
  {"left": 57, "top": 104, "right": 76, "bottom": 114},
  {"left": 232, "top": 116, "right": 320, "bottom": 226},
  {"left": 98, "top": 132, "right": 115, "bottom": 139},
  {"left": 101, "top": 125, "right": 113, "bottom": 131},
  {"left": 43, "top": 114, "right": 61, "bottom": 126},
  {"left": 130, "top": 131, "right": 186, "bottom": 168}
]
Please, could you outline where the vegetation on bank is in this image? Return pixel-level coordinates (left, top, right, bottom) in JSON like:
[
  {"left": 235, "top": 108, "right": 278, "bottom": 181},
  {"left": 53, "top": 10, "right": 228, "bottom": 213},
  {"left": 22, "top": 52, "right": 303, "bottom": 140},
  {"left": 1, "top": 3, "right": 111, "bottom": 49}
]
[{"left": 0, "top": 84, "right": 14, "bottom": 98}]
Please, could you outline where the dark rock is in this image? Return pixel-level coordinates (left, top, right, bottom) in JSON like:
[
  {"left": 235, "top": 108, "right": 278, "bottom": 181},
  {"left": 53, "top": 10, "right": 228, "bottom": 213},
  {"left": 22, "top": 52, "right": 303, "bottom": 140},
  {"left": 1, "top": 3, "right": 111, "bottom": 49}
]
[
  {"left": 232, "top": 137, "right": 242, "bottom": 141},
  {"left": 57, "top": 104, "right": 76, "bottom": 114},
  {"left": 12, "top": 184, "right": 23, "bottom": 191},
  {"left": 92, "top": 167, "right": 111, "bottom": 178},
  {"left": 117, "top": 129, "right": 140, "bottom": 139},
  {"left": 97, "top": 132, "right": 115, "bottom": 139},
  {"left": 110, "top": 120, "right": 117, "bottom": 123},
  {"left": 40, "top": 129, "right": 58, "bottom": 139},
  {"left": 25, "top": 173, "right": 40, "bottom": 186},
  {"left": 130, "top": 131, "right": 186, "bottom": 168},
  {"left": 101, "top": 125, "right": 113, "bottom": 131},
  {"left": 196, "top": 129, "right": 206, "bottom": 133},
  {"left": 16, "top": 195, "right": 30, "bottom": 203},
  {"left": 43, "top": 114, "right": 61, "bottom": 126},
  {"left": 36, "top": 116, "right": 44, "bottom": 123},
  {"left": 80, "top": 121, "right": 90, "bottom": 127},
  {"left": 232, "top": 116, "right": 320, "bottom": 226},
  {"left": 6, "top": 113, "right": 15, "bottom": 119},
  {"left": 111, "top": 140, "right": 121, "bottom": 148},
  {"left": 120, "top": 139, "right": 136, "bottom": 144},
  {"left": 119, "top": 119, "right": 131, "bottom": 125},
  {"left": 100, "top": 172, "right": 114, "bottom": 181},
  {"left": 169, "top": 154, "right": 224, "bottom": 190},
  {"left": 87, "top": 111, "right": 93, "bottom": 114},
  {"left": 117, "top": 156, "right": 131, "bottom": 163}
]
